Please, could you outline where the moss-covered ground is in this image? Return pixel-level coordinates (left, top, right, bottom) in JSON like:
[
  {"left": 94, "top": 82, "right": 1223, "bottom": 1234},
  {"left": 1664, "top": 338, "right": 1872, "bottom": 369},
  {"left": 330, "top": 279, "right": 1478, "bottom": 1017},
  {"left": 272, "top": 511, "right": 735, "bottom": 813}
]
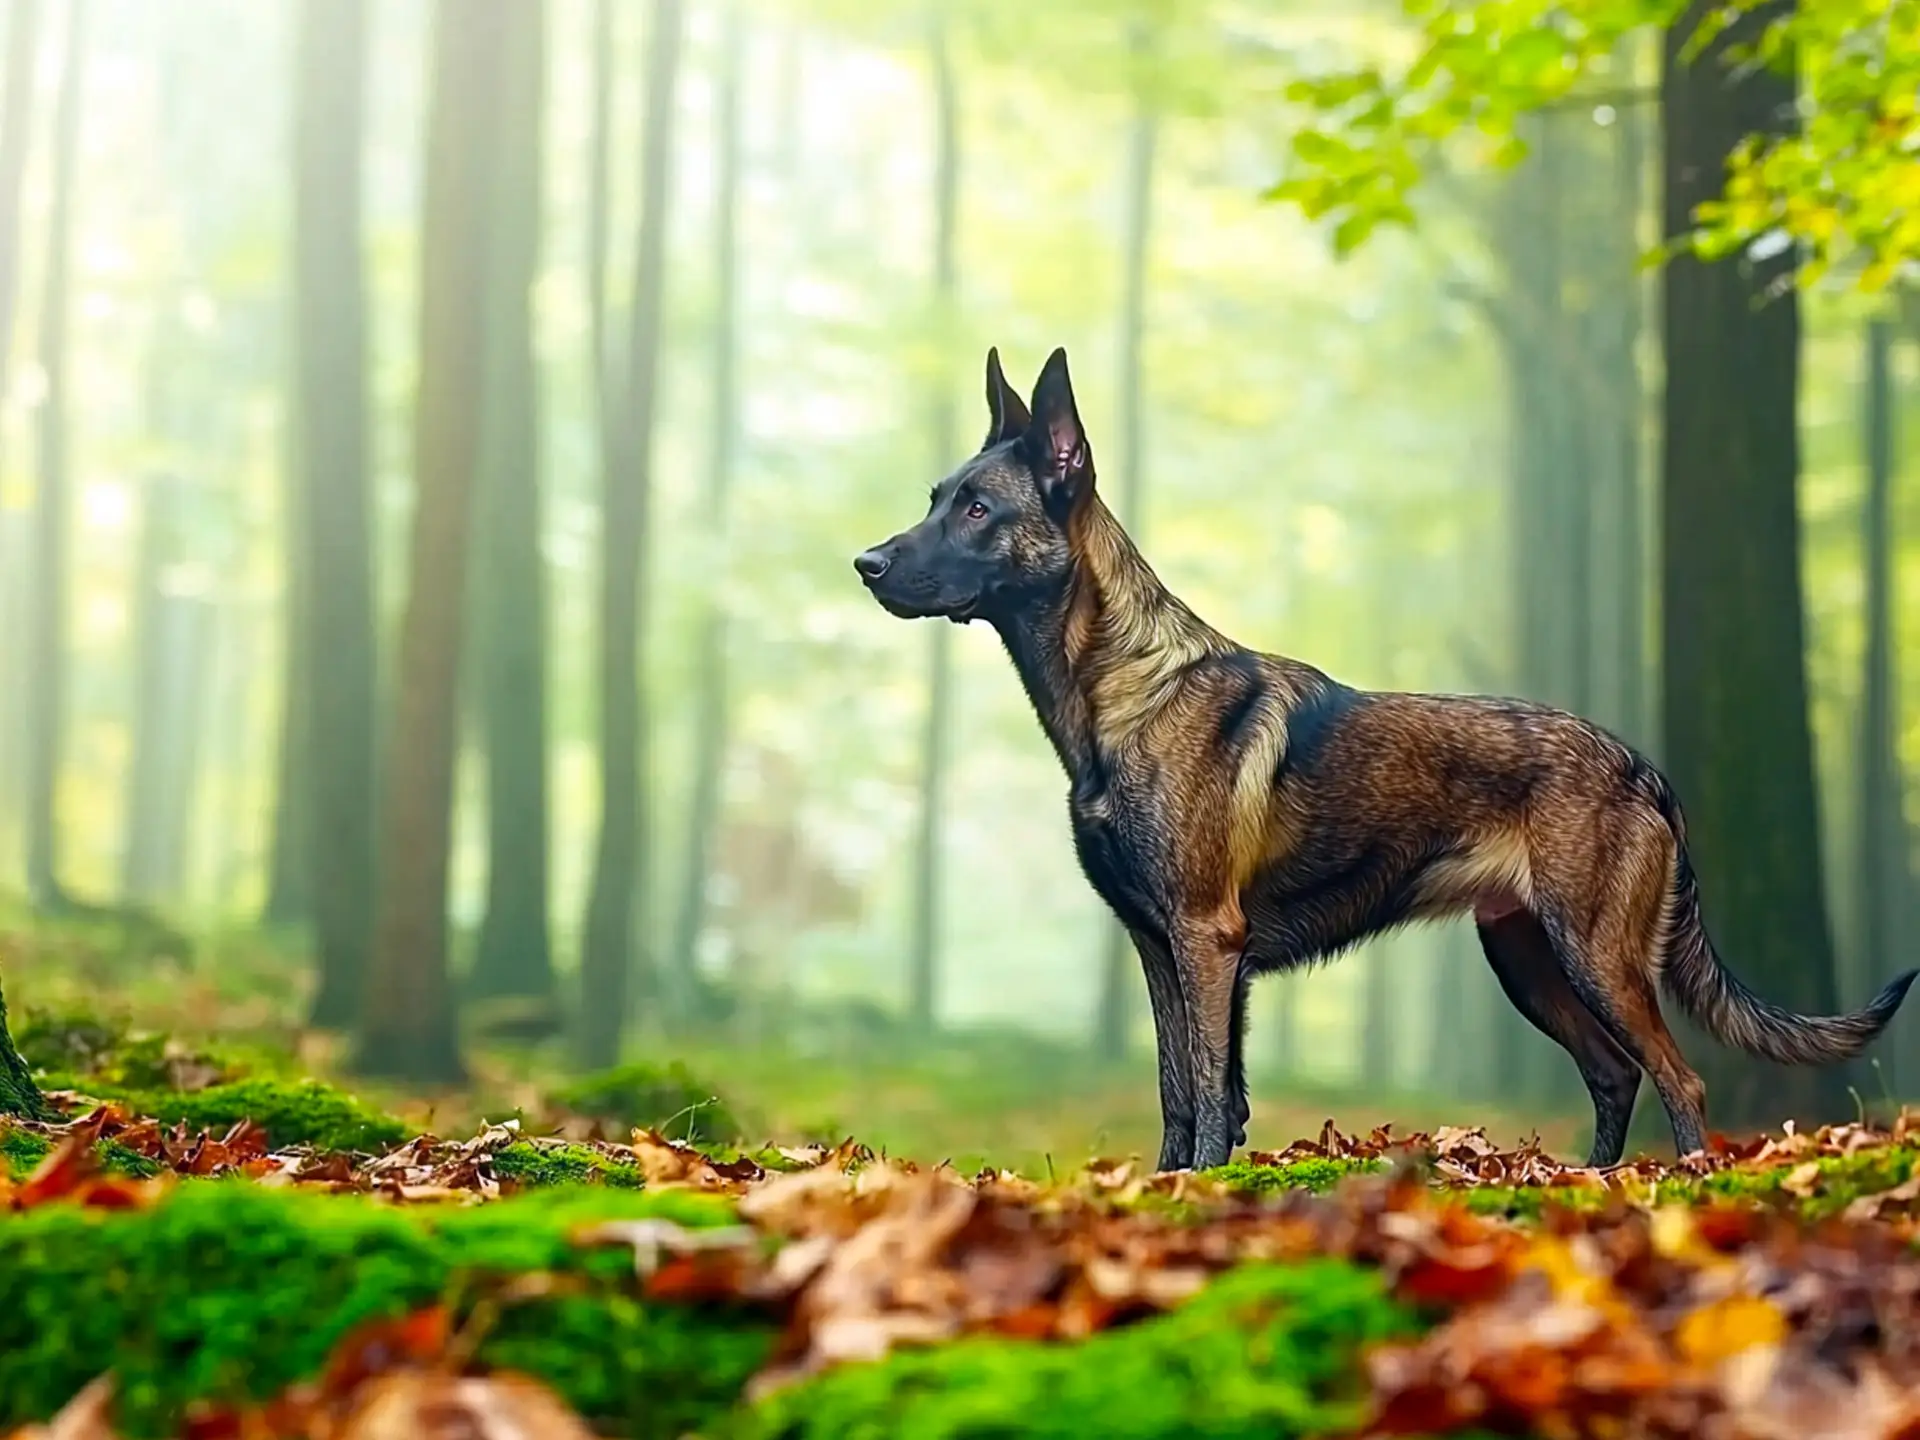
[{"left": 7, "top": 906, "right": 1920, "bottom": 1438}]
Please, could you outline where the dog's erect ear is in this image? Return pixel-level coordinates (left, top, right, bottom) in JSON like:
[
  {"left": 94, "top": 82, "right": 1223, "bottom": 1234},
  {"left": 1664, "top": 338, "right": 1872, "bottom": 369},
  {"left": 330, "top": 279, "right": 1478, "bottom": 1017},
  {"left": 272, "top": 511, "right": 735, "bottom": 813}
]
[
  {"left": 983, "top": 346, "right": 1031, "bottom": 448},
  {"left": 1024, "top": 346, "right": 1093, "bottom": 506}
]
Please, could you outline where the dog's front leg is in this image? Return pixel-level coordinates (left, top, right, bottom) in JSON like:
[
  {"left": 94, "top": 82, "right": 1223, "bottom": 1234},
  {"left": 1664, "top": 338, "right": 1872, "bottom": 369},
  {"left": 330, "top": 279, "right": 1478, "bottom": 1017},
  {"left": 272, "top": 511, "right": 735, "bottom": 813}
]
[
  {"left": 1172, "top": 902, "right": 1248, "bottom": 1172},
  {"left": 1128, "top": 928, "right": 1195, "bottom": 1172}
]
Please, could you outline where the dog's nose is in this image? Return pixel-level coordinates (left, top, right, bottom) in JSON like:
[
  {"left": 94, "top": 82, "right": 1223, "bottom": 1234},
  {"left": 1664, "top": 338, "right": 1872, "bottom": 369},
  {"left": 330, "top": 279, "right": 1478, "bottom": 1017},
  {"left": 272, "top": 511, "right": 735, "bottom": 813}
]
[{"left": 853, "top": 549, "right": 891, "bottom": 581}]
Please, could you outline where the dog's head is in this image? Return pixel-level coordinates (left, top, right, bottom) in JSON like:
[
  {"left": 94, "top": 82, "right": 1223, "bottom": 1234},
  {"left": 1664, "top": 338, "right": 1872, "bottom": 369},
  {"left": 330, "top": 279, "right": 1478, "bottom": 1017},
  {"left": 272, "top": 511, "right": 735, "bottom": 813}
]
[{"left": 854, "top": 346, "right": 1096, "bottom": 624}]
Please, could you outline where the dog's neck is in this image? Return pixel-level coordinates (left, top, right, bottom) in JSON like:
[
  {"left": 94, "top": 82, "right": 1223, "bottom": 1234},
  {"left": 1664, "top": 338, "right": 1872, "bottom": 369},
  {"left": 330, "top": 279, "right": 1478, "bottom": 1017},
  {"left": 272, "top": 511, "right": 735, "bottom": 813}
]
[{"left": 992, "top": 495, "right": 1227, "bottom": 777}]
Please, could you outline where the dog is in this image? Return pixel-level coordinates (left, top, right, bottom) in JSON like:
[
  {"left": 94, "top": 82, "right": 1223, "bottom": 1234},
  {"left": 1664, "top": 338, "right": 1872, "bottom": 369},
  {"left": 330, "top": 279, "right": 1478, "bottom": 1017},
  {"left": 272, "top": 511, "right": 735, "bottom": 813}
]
[{"left": 854, "top": 345, "right": 1917, "bottom": 1173}]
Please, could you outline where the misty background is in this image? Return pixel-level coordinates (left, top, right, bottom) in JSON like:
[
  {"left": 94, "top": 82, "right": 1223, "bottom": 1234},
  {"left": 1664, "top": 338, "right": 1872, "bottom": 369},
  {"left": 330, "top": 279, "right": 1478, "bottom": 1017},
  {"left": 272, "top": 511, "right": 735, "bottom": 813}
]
[{"left": 0, "top": 0, "right": 1912, "bottom": 1165}]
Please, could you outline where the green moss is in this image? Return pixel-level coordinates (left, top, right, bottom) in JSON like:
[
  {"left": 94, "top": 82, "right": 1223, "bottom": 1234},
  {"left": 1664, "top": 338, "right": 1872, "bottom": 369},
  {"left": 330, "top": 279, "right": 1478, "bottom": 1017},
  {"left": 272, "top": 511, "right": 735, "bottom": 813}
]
[
  {"left": 1691, "top": 1145, "right": 1920, "bottom": 1219},
  {"left": 97, "top": 1079, "right": 408, "bottom": 1153},
  {"left": 0, "top": 1181, "right": 771, "bottom": 1438},
  {"left": 492, "top": 1139, "right": 643, "bottom": 1189},
  {"left": 732, "top": 1260, "right": 1420, "bottom": 1440},
  {"left": 0, "top": 1125, "right": 49, "bottom": 1176},
  {"left": 0, "top": 1125, "right": 161, "bottom": 1181},
  {"left": 1204, "top": 1157, "right": 1385, "bottom": 1196},
  {"left": 551, "top": 1061, "right": 739, "bottom": 1144}
]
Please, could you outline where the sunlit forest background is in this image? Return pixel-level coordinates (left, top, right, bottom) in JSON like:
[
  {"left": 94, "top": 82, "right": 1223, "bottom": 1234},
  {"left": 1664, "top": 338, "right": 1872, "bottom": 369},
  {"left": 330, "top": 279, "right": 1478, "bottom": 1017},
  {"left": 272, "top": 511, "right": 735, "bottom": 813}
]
[{"left": 0, "top": 0, "right": 1914, "bottom": 1171}]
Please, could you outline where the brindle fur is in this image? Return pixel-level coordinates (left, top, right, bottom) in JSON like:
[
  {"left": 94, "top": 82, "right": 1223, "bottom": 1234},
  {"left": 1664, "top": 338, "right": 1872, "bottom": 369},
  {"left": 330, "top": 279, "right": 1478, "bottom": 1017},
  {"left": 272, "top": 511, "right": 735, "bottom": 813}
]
[{"left": 854, "top": 346, "right": 1918, "bottom": 1173}]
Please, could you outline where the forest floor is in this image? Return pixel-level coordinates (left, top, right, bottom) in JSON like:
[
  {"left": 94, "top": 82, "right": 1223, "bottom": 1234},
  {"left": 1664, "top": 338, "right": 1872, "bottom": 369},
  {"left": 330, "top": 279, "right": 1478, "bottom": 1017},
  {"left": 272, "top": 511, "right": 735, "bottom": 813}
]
[{"left": 5, "top": 904, "right": 1919, "bottom": 1439}]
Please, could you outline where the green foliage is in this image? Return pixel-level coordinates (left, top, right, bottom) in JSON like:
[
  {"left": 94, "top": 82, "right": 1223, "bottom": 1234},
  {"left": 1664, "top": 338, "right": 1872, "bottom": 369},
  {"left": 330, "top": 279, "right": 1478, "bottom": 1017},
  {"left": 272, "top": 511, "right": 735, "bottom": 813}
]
[
  {"left": 1274, "top": 0, "right": 1920, "bottom": 287},
  {"left": 492, "top": 1140, "right": 644, "bottom": 1189},
  {"left": 1204, "top": 1157, "right": 1387, "bottom": 1195},
  {"left": 0, "top": 1183, "right": 769, "bottom": 1438},
  {"left": 551, "top": 1061, "right": 740, "bottom": 1144},
  {"left": 732, "top": 1260, "right": 1419, "bottom": 1440}
]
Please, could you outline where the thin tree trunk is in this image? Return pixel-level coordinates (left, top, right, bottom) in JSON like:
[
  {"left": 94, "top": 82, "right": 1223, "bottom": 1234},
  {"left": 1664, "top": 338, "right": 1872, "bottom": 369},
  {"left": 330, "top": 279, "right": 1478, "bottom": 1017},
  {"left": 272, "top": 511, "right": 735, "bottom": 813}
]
[
  {"left": 0, "top": 0, "right": 38, "bottom": 410},
  {"left": 467, "top": 0, "right": 557, "bottom": 1024},
  {"left": 1857, "top": 314, "right": 1909, "bottom": 1100},
  {"left": 121, "top": 473, "right": 203, "bottom": 901},
  {"left": 294, "top": 0, "right": 378, "bottom": 1031},
  {"left": 1095, "top": 75, "right": 1157, "bottom": 1060},
  {"left": 908, "top": 20, "right": 961, "bottom": 1036},
  {"left": 668, "top": 3, "right": 745, "bottom": 1019},
  {"left": 0, "top": 5, "right": 40, "bottom": 859},
  {"left": 1661, "top": 0, "right": 1847, "bottom": 1128},
  {"left": 261, "top": 549, "right": 312, "bottom": 925},
  {"left": 579, "top": 0, "right": 685, "bottom": 1069},
  {"left": 1611, "top": 85, "right": 1650, "bottom": 749},
  {"left": 586, "top": 0, "right": 613, "bottom": 412},
  {"left": 24, "top": 0, "right": 84, "bottom": 912},
  {"left": 356, "top": 0, "right": 508, "bottom": 1083}
]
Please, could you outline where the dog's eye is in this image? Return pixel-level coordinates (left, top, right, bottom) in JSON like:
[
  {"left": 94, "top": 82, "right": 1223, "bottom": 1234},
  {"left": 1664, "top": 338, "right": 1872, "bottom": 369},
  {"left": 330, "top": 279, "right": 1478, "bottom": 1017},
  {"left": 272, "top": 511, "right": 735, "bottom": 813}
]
[{"left": 965, "top": 500, "right": 989, "bottom": 521}]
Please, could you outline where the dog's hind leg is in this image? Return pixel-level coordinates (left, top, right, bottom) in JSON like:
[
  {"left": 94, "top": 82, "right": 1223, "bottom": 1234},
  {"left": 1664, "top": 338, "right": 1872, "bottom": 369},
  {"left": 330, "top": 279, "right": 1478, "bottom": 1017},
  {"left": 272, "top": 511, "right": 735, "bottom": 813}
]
[
  {"left": 1536, "top": 818, "right": 1709, "bottom": 1159},
  {"left": 1476, "top": 909, "right": 1641, "bottom": 1167},
  {"left": 1129, "top": 928, "right": 1197, "bottom": 1172}
]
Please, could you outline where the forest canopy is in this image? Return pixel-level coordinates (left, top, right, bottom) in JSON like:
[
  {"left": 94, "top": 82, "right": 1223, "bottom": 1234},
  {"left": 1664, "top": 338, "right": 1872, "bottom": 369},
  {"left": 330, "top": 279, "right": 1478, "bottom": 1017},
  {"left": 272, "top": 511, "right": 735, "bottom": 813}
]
[{"left": 1274, "top": 0, "right": 1920, "bottom": 290}]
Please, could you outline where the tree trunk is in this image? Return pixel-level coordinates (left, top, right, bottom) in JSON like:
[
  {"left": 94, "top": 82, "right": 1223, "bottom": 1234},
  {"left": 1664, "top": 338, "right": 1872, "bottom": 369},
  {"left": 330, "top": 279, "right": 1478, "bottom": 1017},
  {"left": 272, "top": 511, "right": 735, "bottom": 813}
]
[
  {"left": 261, "top": 542, "right": 312, "bottom": 926},
  {"left": 467, "top": 0, "right": 557, "bottom": 1025},
  {"left": 293, "top": 0, "right": 379, "bottom": 1032},
  {"left": 586, "top": 0, "right": 613, "bottom": 412},
  {"left": 0, "top": 5, "right": 40, "bottom": 864},
  {"left": 1094, "top": 59, "right": 1158, "bottom": 1062},
  {"left": 121, "top": 474, "right": 213, "bottom": 902},
  {"left": 0, "top": 969, "right": 50, "bottom": 1120},
  {"left": 1856, "top": 314, "right": 1910, "bottom": 1099},
  {"left": 355, "top": 0, "right": 508, "bottom": 1083},
  {"left": 909, "top": 20, "right": 962, "bottom": 1036},
  {"left": 579, "top": 0, "right": 685, "bottom": 1069},
  {"left": 668, "top": 3, "right": 745, "bottom": 1019},
  {"left": 1599, "top": 81, "right": 1650, "bottom": 750},
  {"left": 23, "top": 0, "right": 84, "bottom": 912},
  {"left": 0, "top": 0, "right": 38, "bottom": 411},
  {"left": 1660, "top": 1, "right": 1848, "bottom": 1129}
]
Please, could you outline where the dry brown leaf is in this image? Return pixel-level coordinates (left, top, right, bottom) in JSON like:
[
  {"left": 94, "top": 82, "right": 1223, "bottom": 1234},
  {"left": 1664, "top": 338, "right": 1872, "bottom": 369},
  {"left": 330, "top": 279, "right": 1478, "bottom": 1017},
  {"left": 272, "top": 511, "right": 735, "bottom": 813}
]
[{"left": 338, "top": 1373, "right": 599, "bottom": 1440}]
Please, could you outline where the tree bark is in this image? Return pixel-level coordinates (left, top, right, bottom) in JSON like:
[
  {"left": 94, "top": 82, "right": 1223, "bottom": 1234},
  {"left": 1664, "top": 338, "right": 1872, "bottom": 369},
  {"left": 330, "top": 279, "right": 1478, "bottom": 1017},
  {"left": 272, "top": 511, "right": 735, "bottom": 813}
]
[
  {"left": 909, "top": 20, "right": 962, "bottom": 1036},
  {"left": 579, "top": 0, "right": 686, "bottom": 1069},
  {"left": 1660, "top": 1, "right": 1848, "bottom": 1129},
  {"left": 1856, "top": 314, "right": 1910, "bottom": 1098},
  {"left": 293, "top": 0, "right": 379, "bottom": 1031},
  {"left": 23, "top": 0, "right": 84, "bottom": 912},
  {"left": 467, "top": 0, "right": 557, "bottom": 1024},
  {"left": 1093, "top": 55, "right": 1159, "bottom": 1063},
  {"left": 0, "top": 969, "right": 50, "bottom": 1119},
  {"left": 668, "top": 3, "right": 745, "bottom": 1019},
  {"left": 355, "top": 0, "right": 508, "bottom": 1082}
]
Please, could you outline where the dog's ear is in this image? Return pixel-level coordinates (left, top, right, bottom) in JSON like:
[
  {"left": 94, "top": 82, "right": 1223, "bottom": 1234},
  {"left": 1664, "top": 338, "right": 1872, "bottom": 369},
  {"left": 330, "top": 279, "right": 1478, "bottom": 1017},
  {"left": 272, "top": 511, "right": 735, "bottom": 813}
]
[
  {"left": 1024, "top": 346, "right": 1093, "bottom": 507},
  {"left": 983, "top": 346, "right": 1031, "bottom": 449}
]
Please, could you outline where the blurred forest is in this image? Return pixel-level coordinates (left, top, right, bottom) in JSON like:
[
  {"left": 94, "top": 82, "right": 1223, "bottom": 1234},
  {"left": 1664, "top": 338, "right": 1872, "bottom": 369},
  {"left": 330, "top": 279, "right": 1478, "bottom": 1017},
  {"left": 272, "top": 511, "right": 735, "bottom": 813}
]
[{"left": 0, "top": 0, "right": 1914, "bottom": 1166}]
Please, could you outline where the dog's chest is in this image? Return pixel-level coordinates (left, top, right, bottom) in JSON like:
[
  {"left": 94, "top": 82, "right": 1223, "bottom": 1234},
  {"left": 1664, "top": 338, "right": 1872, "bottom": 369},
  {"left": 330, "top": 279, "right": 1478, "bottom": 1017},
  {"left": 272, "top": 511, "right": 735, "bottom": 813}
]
[{"left": 1066, "top": 780, "right": 1161, "bottom": 929}]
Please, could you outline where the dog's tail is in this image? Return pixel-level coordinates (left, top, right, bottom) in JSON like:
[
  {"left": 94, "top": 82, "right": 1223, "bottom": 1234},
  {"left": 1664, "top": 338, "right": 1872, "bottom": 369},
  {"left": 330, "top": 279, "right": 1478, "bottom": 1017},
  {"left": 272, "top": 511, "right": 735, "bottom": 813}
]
[{"left": 1648, "top": 779, "right": 1917, "bottom": 1065}]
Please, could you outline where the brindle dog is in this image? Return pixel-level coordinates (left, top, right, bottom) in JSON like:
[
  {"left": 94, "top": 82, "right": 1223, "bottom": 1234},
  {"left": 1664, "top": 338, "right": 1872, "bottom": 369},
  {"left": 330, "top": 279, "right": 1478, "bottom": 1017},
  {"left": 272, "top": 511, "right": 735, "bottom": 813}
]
[{"left": 854, "top": 345, "right": 1917, "bottom": 1173}]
